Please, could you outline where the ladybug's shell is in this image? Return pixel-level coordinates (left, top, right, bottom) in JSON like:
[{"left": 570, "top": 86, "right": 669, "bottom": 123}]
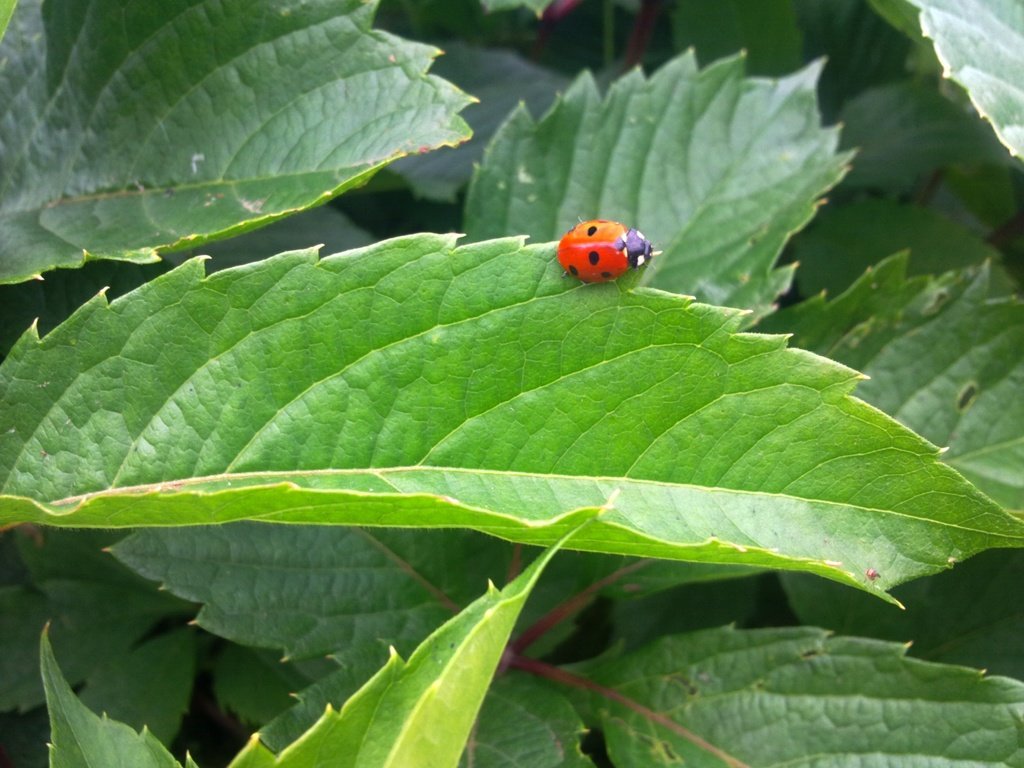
[{"left": 558, "top": 220, "right": 631, "bottom": 283}]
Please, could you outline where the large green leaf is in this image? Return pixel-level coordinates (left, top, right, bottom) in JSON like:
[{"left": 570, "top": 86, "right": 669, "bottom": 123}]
[
  {"left": 579, "top": 626, "right": 1024, "bottom": 766},
  {"left": 228, "top": 519, "right": 584, "bottom": 768},
  {"left": 464, "top": 52, "right": 848, "bottom": 319},
  {"left": 112, "top": 524, "right": 509, "bottom": 660},
  {"left": 1, "top": 236, "right": 1022, "bottom": 597},
  {"left": 907, "top": 0, "right": 1024, "bottom": 159},
  {"left": 0, "top": 0, "right": 471, "bottom": 285}
]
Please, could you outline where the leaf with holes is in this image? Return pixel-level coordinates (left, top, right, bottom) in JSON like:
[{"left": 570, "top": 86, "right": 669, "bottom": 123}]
[
  {"left": 464, "top": 51, "right": 849, "bottom": 318},
  {"left": 0, "top": 0, "right": 470, "bottom": 284},
  {"left": 769, "top": 258, "right": 1024, "bottom": 512},
  {"left": 1, "top": 235, "right": 1022, "bottom": 598}
]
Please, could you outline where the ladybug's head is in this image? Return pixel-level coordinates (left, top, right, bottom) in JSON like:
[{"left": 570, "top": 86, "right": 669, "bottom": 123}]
[{"left": 622, "top": 228, "right": 654, "bottom": 269}]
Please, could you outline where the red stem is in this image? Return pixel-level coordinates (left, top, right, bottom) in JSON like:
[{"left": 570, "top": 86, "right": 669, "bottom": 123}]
[
  {"left": 511, "top": 559, "right": 653, "bottom": 654},
  {"left": 507, "top": 655, "right": 749, "bottom": 768},
  {"left": 987, "top": 208, "right": 1024, "bottom": 249},
  {"left": 623, "top": 0, "right": 662, "bottom": 70}
]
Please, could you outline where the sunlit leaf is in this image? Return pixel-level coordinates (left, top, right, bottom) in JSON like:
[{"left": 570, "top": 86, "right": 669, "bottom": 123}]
[
  {"left": 0, "top": 0, "right": 470, "bottom": 284},
  {"left": 907, "top": 0, "right": 1024, "bottom": 159},
  {"left": 464, "top": 52, "right": 848, "bottom": 319},
  {"left": 1, "top": 236, "right": 1021, "bottom": 598}
]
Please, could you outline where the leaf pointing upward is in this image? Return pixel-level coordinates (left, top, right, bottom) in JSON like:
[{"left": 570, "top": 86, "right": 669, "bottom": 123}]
[{"left": 1, "top": 235, "right": 1021, "bottom": 597}]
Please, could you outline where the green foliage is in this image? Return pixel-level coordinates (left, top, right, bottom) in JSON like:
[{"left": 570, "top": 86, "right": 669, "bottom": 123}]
[
  {"left": 580, "top": 626, "right": 1024, "bottom": 766},
  {"left": 907, "top": 0, "right": 1024, "bottom": 159},
  {"left": 2, "top": 0, "right": 1024, "bottom": 765},
  {"left": 0, "top": 0, "right": 15, "bottom": 43},
  {"left": 4, "top": 237, "right": 1019, "bottom": 596},
  {"left": 465, "top": 53, "right": 848, "bottom": 319},
  {"left": 0, "top": 0, "right": 471, "bottom": 285}
]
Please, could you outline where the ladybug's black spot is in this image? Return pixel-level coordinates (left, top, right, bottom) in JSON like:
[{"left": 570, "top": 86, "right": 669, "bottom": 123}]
[
  {"left": 587, "top": 225, "right": 598, "bottom": 236},
  {"left": 588, "top": 251, "right": 600, "bottom": 265},
  {"left": 569, "top": 265, "right": 579, "bottom": 276},
  {"left": 602, "top": 272, "right": 612, "bottom": 279}
]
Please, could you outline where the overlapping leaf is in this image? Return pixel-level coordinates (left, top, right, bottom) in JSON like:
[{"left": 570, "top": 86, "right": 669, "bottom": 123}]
[
  {"left": 0, "top": 0, "right": 471, "bottom": 284},
  {"left": 464, "top": 52, "right": 848, "bottom": 318},
  {"left": 840, "top": 82, "right": 1014, "bottom": 191},
  {"left": 0, "top": 0, "right": 15, "bottom": 43},
  {"left": 907, "top": 0, "right": 1024, "bottom": 159},
  {"left": 41, "top": 526, "right": 576, "bottom": 767},
  {"left": 771, "top": 258, "right": 1024, "bottom": 511},
  {"left": 458, "top": 677, "right": 590, "bottom": 768},
  {"left": 112, "top": 524, "right": 509, "bottom": 660},
  {"left": 787, "top": 199, "right": 1006, "bottom": 298},
  {"left": 229, "top": 522, "right": 583, "bottom": 768},
  {"left": 1, "top": 236, "right": 1021, "bottom": 596},
  {"left": 41, "top": 634, "right": 184, "bottom": 768},
  {"left": 783, "top": 549, "right": 1024, "bottom": 680},
  {"left": 579, "top": 626, "right": 1024, "bottom": 766},
  {"left": 391, "top": 43, "right": 569, "bottom": 201}
]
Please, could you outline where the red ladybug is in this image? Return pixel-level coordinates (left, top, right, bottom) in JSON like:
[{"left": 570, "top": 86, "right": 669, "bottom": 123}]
[{"left": 557, "top": 219, "right": 655, "bottom": 283}]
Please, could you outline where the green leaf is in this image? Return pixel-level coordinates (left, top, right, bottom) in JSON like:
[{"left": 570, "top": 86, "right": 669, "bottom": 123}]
[
  {"left": 793, "top": 0, "right": 913, "bottom": 118},
  {"left": 1, "top": 236, "right": 1021, "bottom": 596},
  {"left": 0, "top": 0, "right": 15, "bottom": 44},
  {"left": 41, "top": 632, "right": 183, "bottom": 768},
  {"left": 0, "top": 529, "right": 190, "bottom": 712},
  {"left": 840, "top": 81, "right": 1014, "bottom": 192},
  {"left": 230, "top": 516, "right": 588, "bottom": 768},
  {"left": 458, "top": 676, "right": 590, "bottom": 768},
  {"left": 0, "top": 260, "right": 169, "bottom": 357},
  {"left": 775, "top": 259, "right": 1024, "bottom": 511},
  {"left": 868, "top": 0, "right": 927, "bottom": 38},
  {"left": 112, "top": 524, "right": 509, "bottom": 660},
  {"left": 609, "top": 573, "right": 763, "bottom": 652},
  {"left": 178, "top": 206, "right": 374, "bottom": 274},
  {"left": 78, "top": 629, "right": 197, "bottom": 745},
  {"left": 479, "top": 0, "right": 550, "bottom": 14},
  {"left": 391, "top": 43, "right": 569, "bottom": 202},
  {"left": 580, "top": 626, "right": 1024, "bottom": 766},
  {"left": 464, "top": 52, "right": 848, "bottom": 319},
  {"left": 787, "top": 199, "right": 1005, "bottom": 298},
  {"left": 783, "top": 549, "right": 1024, "bottom": 681},
  {"left": 259, "top": 650, "right": 383, "bottom": 752},
  {"left": 213, "top": 645, "right": 315, "bottom": 728},
  {"left": 0, "top": 0, "right": 471, "bottom": 285},
  {"left": 907, "top": 0, "right": 1024, "bottom": 159},
  {"left": 671, "top": 0, "right": 803, "bottom": 76}
]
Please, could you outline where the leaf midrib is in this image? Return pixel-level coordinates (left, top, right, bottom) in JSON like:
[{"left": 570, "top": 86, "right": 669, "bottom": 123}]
[{"left": 38, "top": 465, "right": 1019, "bottom": 540}]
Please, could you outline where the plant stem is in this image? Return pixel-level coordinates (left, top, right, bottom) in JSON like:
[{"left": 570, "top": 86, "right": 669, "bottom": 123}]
[
  {"left": 507, "top": 655, "right": 750, "bottom": 768},
  {"left": 511, "top": 558, "right": 653, "bottom": 654}
]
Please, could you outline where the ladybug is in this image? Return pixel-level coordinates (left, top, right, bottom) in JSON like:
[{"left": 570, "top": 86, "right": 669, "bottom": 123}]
[{"left": 557, "top": 219, "right": 655, "bottom": 283}]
